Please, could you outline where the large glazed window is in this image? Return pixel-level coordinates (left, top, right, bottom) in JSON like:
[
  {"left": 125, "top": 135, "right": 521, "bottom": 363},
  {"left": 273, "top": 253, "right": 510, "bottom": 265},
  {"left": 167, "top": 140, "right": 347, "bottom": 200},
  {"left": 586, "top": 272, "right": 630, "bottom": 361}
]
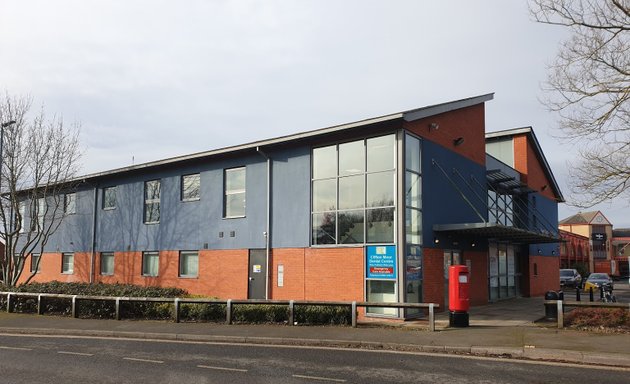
[
  {"left": 404, "top": 133, "right": 423, "bottom": 314},
  {"left": 311, "top": 134, "right": 396, "bottom": 245},
  {"left": 144, "top": 180, "right": 161, "bottom": 224},
  {"left": 224, "top": 167, "right": 246, "bottom": 218}
]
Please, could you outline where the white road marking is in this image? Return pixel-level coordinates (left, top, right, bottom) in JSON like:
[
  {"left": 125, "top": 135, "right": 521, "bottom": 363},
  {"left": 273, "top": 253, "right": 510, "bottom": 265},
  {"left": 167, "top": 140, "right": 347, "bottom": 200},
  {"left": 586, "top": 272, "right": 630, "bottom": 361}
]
[
  {"left": 0, "top": 346, "right": 32, "bottom": 351},
  {"left": 197, "top": 365, "right": 248, "bottom": 372},
  {"left": 123, "top": 357, "right": 164, "bottom": 364},
  {"left": 292, "top": 374, "right": 346, "bottom": 382},
  {"left": 58, "top": 351, "right": 93, "bottom": 356}
]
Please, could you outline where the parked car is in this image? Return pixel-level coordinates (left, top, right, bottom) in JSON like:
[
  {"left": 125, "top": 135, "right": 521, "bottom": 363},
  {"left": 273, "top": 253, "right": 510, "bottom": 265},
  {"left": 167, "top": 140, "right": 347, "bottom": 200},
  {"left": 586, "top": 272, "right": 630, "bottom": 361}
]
[
  {"left": 583, "top": 273, "right": 614, "bottom": 292},
  {"left": 559, "top": 269, "right": 582, "bottom": 288}
]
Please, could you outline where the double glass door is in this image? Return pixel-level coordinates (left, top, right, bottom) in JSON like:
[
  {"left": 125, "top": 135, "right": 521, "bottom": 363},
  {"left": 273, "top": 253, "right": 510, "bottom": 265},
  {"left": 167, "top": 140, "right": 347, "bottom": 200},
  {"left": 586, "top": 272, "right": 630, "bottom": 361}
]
[{"left": 489, "top": 243, "right": 517, "bottom": 301}]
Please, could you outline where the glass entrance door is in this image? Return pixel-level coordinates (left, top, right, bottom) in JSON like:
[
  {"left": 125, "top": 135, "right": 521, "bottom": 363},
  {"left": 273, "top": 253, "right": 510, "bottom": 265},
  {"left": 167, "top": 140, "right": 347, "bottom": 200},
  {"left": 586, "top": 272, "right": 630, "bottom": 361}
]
[{"left": 489, "top": 243, "right": 517, "bottom": 301}]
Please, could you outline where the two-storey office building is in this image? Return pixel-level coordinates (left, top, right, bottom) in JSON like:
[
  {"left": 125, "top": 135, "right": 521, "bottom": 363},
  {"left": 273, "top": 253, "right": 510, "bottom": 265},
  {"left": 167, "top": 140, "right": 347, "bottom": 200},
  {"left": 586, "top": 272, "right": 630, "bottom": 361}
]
[{"left": 19, "top": 94, "right": 563, "bottom": 318}]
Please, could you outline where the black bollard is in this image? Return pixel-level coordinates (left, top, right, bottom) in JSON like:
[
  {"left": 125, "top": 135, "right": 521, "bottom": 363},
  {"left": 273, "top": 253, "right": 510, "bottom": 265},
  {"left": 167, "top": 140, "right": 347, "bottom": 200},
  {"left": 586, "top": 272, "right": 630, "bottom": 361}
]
[
  {"left": 576, "top": 287, "right": 580, "bottom": 301},
  {"left": 589, "top": 287, "right": 594, "bottom": 302},
  {"left": 600, "top": 286, "right": 604, "bottom": 300}
]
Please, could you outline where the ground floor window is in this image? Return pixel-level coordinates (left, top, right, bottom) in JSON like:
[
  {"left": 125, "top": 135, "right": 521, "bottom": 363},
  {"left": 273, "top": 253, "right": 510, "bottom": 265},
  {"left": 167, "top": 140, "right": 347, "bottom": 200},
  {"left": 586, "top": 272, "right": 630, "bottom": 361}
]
[
  {"left": 365, "top": 245, "right": 397, "bottom": 316},
  {"left": 179, "top": 251, "right": 198, "bottom": 278},
  {"left": 100, "top": 252, "right": 114, "bottom": 275},
  {"left": 62, "top": 253, "right": 74, "bottom": 274},
  {"left": 30, "top": 254, "right": 41, "bottom": 273},
  {"left": 142, "top": 251, "right": 159, "bottom": 277},
  {"left": 405, "top": 245, "right": 422, "bottom": 316}
]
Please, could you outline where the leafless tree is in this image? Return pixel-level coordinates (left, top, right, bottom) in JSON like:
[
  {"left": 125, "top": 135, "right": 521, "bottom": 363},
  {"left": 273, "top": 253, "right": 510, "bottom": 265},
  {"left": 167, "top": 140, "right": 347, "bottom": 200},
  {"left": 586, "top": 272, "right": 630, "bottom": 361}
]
[
  {"left": 0, "top": 93, "right": 82, "bottom": 286},
  {"left": 530, "top": 0, "right": 630, "bottom": 206}
]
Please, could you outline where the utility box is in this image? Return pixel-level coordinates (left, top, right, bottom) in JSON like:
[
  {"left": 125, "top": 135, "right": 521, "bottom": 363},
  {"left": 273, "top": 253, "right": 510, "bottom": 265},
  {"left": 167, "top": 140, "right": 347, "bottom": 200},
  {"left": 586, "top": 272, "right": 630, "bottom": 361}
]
[{"left": 449, "top": 265, "right": 470, "bottom": 327}]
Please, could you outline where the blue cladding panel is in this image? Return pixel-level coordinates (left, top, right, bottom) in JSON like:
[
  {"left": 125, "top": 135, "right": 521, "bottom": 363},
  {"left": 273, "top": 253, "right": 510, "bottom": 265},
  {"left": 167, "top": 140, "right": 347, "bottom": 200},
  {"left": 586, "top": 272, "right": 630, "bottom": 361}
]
[
  {"left": 32, "top": 146, "right": 312, "bottom": 253},
  {"left": 528, "top": 193, "right": 560, "bottom": 256},
  {"left": 422, "top": 140, "right": 488, "bottom": 247}
]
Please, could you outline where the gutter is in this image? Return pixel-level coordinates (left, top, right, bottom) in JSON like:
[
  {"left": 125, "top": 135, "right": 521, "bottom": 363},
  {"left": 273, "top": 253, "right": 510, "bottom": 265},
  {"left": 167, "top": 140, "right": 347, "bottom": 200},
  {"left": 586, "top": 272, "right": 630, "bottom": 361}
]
[{"left": 256, "top": 146, "right": 271, "bottom": 300}]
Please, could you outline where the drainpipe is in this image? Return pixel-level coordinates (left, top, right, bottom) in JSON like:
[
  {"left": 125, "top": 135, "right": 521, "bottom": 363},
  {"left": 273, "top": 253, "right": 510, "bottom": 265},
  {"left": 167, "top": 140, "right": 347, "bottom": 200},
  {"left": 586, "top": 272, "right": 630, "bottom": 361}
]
[
  {"left": 256, "top": 146, "right": 271, "bottom": 300},
  {"left": 89, "top": 184, "right": 98, "bottom": 284}
]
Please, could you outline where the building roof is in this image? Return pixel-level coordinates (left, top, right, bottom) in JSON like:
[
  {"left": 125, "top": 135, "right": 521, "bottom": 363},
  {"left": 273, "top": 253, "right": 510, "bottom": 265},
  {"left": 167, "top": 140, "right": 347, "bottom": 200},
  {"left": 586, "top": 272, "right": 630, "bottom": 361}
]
[
  {"left": 613, "top": 228, "right": 630, "bottom": 238},
  {"left": 485, "top": 127, "right": 564, "bottom": 202},
  {"left": 74, "top": 93, "right": 494, "bottom": 183},
  {"left": 559, "top": 229, "right": 589, "bottom": 240},
  {"left": 559, "top": 211, "right": 611, "bottom": 225}
]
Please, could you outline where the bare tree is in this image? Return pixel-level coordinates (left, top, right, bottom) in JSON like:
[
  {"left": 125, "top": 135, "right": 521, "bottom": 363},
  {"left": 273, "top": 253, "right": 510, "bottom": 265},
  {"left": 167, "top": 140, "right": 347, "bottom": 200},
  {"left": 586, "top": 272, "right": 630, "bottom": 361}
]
[
  {"left": 0, "top": 93, "right": 82, "bottom": 286},
  {"left": 530, "top": 0, "right": 630, "bottom": 206}
]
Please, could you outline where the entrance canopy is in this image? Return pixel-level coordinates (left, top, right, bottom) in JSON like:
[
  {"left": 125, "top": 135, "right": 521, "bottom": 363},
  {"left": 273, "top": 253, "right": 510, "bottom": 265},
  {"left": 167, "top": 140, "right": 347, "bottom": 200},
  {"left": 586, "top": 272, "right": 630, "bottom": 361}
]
[{"left": 433, "top": 222, "right": 560, "bottom": 244}]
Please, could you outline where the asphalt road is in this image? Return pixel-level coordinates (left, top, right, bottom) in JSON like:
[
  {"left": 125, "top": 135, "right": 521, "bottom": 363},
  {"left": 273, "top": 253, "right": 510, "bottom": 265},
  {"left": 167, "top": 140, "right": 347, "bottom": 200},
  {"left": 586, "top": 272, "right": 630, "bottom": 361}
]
[{"left": 0, "top": 334, "right": 628, "bottom": 384}]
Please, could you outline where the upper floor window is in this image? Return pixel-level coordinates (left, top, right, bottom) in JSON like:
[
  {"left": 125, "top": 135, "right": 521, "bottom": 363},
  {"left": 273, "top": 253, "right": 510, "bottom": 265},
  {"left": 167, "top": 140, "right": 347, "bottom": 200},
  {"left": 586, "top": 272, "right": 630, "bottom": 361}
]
[
  {"left": 64, "top": 193, "right": 76, "bottom": 215},
  {"left": 181, "top": 174, "right": 201, "bottom": 201},
  {"left": 224, "top": 167, "right": 246, "bottom": 218},
  {"left": 37, "top": 198, "right": 46, "bottom": 230},
  {"left": 311, "top": 134, "right": 396, "bottom": 245},
  {"left": 144, "top": 180, "right": 161, "bottom": 224},
  {"left": 103, "top": 186, "right": 117, "bottom": 210}
]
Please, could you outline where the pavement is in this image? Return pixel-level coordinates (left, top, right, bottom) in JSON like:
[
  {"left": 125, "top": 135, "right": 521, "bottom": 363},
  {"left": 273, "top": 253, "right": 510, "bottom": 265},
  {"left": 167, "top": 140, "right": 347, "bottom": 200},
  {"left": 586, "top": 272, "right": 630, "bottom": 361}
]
[{"left": 1, "top": 289, "right": 629, "bottom": 368}]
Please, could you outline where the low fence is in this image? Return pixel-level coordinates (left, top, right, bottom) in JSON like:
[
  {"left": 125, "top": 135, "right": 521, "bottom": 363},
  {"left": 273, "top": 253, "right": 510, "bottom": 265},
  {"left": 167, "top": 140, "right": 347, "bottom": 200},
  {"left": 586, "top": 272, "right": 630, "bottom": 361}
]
[
  {"left": 0, "top": 292, "right": 440, "bottom": 331},
  {"left": 545, "top": 300, "right": 630, "bottom": 329}
]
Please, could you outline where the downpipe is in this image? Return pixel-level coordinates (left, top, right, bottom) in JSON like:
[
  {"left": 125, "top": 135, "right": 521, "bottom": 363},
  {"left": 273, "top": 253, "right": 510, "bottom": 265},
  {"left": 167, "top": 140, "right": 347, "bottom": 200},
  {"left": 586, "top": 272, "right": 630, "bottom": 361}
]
[{"left": 256, "top": 146, "right": 271, "bottom": 300}]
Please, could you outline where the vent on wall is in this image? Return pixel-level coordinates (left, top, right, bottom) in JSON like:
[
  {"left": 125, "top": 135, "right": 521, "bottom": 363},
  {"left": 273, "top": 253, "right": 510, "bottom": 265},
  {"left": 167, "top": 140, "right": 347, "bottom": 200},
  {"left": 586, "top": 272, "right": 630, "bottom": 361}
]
[
  {"left": 219, "top": 232, "right": 224, "bottom": 238},
  {"left": 230, "top": 231, "right": 236, "bottom": 238}
]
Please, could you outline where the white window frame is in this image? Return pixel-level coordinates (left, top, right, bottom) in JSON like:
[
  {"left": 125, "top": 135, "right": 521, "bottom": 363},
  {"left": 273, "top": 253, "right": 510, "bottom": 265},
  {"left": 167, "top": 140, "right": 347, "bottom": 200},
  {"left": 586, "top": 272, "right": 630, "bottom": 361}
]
[
  {"left": 142, "top": 251, "right": 159, "bottom": 277},
  {"left": 179, "top": 251, "right": 199, "bottom": 278},
  {"left": 144, "top": 180, "right": 161, "bottom": 224},
  {"left": 64, "top": 193, "right": 76, "bottom": 215},
  {"left": 100, "top": 252, "right": 114, "bottom": 275},
  {"left": 181, "top": 174, "right": 201, "bottom": 202},
  {"left": 103, "top": 186, "right": 117, "bottom": 210},
  {"left": 224, "top": 167, "right": 246, "bottom": 218},
  {"left": 62, "top": 253, "right": 74, "bottom": 274}
]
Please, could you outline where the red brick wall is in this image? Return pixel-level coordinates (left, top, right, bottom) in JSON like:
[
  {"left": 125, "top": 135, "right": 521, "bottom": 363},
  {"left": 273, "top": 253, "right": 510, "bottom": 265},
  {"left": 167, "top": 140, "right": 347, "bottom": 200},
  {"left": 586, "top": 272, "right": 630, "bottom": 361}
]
[
  {"left": 404, "top": 104, "right": 486, "bottom": 166},
  {"left": 304, "top": 247, "right": 364, "bottom": 301},
  {"left": 94, "top": 249, "right": 249, "bottom": 298},
  {"left": 513, "top": 135, "right": 557, "bottom": 201},
  {"left": 20, "top": 252, "right": 90, "bottom": 284},
  {"left": 528, "top": 256, "right": 559, "bottom": 296},
  {"left": 463, "top": 250, "right": 488, "bottom": 306},
  {"left": 269, "top": 248, "right": 306, "bottom": 300},
  {"left": 423, "top": 248, "right": 445, "bottom": 311}
]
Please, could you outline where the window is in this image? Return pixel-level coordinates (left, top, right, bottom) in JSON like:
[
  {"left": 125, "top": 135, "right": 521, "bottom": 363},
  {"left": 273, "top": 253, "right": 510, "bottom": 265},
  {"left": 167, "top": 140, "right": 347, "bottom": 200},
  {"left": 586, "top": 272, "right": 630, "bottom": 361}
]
[
  {"left": 62, "top": 253, "right": 74, "bottom": 274},
  {"left": 181, "top": 174, "right": 200, "bottom": 201},
  {"left": 100, "top": 252, "right": 114, "bottom": 275},
  {"left": 142, "top": 251, "right": 159, "bottom": 277},
  {"left": 224, "top": 167, "right": 246, "bottom": 218},
  {"left": 30, "top": 254, "right": 41, "bottom": 273},
  {"left": 144, "top": 180, "right": 160, "bottom": 224},
  {"left": 37, "top": 198, "right": 46, "bottom": 230},
  {"left": 64, "top": 193, "right": 76, "bottom": 215},
  {"left": 311, "top": 134, "right": 396, "bottom": 245},
  {"left": 179, "top": 251, "right": 199, "bottom": 278},
  {"left": 103, "top": 187, "right": 117, "bottom": 210},
  {"left": 18, "top": 201, "right": 26, "bottom": 233}
]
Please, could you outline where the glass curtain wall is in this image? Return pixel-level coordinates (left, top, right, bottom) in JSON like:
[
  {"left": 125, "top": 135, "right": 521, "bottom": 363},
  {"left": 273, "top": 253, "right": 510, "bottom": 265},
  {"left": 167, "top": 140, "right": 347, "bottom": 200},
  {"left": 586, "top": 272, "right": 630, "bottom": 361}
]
[
  {"left": 311, "top": 134, "right": 396, "bottom": 245},
  {"left": 404, "top": 133, "right": 422, "bottom": 315}
]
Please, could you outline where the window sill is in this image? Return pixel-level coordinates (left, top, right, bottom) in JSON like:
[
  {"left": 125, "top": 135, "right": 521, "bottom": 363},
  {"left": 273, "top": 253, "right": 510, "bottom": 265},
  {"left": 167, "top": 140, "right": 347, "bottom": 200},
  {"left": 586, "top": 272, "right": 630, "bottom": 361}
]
[
  {"left": 144, "top": 222, "right": 160, "bottom": 225},
  {"left": 100, "top": 273, "right": 114, "bottom": 276},
  {"left": 103, "top": 207, "right": 116, "bottom": 211},
  {"left": 142, "top": 274, "right": 159, "bottom": 278},
  {"left": 181, "top": 198, "right": 200, "bottom": 203},
  {"left": 61, "top": 272, "right": 74, "bottom": 275},
  {"left": 178, "top": 275, "right": 198, "bottom": 279},
  {"left": 223, "top": 215, "right": 246, "bottom": 220}
]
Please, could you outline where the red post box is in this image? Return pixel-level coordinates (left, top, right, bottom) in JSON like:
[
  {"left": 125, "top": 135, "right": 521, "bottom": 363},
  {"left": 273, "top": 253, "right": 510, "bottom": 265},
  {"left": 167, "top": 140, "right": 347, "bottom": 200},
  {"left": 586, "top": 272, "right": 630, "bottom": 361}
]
[{"left": 448, "top": 265, "right": 470, "bottom": 327}]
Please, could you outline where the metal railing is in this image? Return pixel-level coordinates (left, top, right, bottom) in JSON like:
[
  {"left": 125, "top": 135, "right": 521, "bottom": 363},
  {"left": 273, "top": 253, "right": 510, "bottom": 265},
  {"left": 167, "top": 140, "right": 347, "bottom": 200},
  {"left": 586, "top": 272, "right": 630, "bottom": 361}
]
[
  {"left": 545, "top": 300, "right": 630, "bottom": 329},
  {"left": 1, "top": 292, "right": 440, "bottom": 331}
]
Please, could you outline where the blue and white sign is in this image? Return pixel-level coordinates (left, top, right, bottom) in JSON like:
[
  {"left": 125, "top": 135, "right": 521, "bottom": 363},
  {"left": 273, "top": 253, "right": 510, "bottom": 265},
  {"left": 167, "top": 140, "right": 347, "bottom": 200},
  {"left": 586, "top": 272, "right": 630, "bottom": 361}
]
[{"left": 366, "top": 245, "right": 397, "bottom": 280}]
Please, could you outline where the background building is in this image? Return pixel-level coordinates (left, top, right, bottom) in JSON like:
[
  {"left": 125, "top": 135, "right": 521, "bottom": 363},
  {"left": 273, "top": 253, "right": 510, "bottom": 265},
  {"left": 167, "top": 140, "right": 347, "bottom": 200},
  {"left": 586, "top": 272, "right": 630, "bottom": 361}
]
[
  {"left": 17, "top": 94, "right": 563, "bottom": 318},
  {"left": 559, "top": 211, "right": 615, "bottom": 275}
]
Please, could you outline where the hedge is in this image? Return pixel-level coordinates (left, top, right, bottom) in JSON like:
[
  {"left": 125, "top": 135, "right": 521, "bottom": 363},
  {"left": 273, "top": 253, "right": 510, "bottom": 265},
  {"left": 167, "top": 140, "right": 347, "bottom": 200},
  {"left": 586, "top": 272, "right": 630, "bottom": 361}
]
[{"left": 0, "top": 281, "right": 351, "bottom": 325}]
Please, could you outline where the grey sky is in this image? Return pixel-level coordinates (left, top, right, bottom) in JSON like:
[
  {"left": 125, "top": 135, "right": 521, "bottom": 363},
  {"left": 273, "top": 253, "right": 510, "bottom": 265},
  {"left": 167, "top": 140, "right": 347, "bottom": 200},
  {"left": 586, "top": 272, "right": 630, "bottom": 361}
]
[{"left": 1, "top": 0, "right": 626, "bottom": 226}]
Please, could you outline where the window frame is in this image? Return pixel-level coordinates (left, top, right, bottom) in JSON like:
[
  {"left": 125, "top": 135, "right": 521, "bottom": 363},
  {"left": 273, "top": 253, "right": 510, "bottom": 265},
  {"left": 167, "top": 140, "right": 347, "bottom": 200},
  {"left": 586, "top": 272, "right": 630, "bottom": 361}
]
[
  {"left": 178, "top": 250, "right": 199, "bottom": 278},
  {"left": 142, "top": 251, "right": 160, "bottom": 277},
  {"left": 311, "top": 133, "right": 397, "bottom": 246},
  {"left": 100, "top": 252, "right": 114, "bottom": 275},
  {"left": 64, "top": 193, "right": 76, "bottom": 215},
  {"left": 30, "top": 253, "right": 41, "bottom": 273},
  {"left": 223, "top": 167, "right": 246, "bottom": 218},
  {"left": 103, "top": 186, "right": 117, "bottom": 210},
  {"left": 181, "top": 173, "right": 201, "bottom": 202},
  {"left": 143, "top": 180, "right": 161, "bottom": 224},
  {"left": 61, "top": 252, "right": 74, "bottom": 274}
]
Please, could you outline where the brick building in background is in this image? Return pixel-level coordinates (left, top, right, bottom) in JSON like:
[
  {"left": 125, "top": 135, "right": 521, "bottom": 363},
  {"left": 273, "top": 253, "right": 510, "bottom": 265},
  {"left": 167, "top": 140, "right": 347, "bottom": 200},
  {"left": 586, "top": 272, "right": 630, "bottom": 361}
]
[{"left": 16, "top": 94, "right": 563, "bottom": 319}]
